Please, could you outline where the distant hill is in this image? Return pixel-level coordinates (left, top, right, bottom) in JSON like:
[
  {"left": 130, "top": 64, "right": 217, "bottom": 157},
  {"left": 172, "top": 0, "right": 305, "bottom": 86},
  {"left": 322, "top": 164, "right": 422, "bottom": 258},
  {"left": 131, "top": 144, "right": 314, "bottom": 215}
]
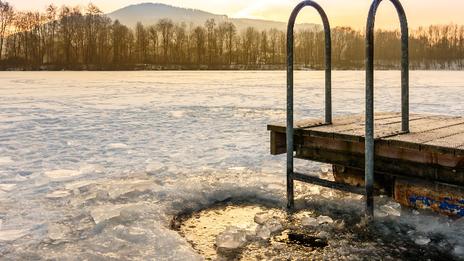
[{"left": 107, "top": 3, "right": 320, "bottom": 31}]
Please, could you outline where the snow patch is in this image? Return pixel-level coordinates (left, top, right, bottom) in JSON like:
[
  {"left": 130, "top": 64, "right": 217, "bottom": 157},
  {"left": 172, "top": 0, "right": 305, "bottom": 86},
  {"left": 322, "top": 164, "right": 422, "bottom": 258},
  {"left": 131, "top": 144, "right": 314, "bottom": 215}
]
[
  {"left": 0, "top": 157, "right": 13, "bottom": 165},
  {"left": 0, "top": 184, "right": 16, "bottom": 192},
  {"left": 0, "top": 229, "right": 28, "bottom": 241},
  {"left": 170, "top": 110, "right": 185, "bottom": 118},
  {"left": 46, "top": 190, "right": 72, "bottom": 199},
  {"left": 107, "top": 143, "right": 129, "bottom": 149}
]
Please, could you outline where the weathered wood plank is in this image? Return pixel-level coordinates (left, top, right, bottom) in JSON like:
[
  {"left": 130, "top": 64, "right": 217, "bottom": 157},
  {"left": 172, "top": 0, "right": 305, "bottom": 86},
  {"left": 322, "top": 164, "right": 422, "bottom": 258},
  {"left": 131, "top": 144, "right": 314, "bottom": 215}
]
[
  {"left": 270, "top": 131, "right": 286, "bottom": 155},
  {"left": 296, "top": 146, "right": 464, "bottom": 186},
  {"left": 395, "top": 178, "right": 464, "bottom": 216},
  {"left": 425, "top": 132, "right": 464, "bottom": 149},
  {"left": 267, "top": 112, "right": 399, "bottom": 133},
  {"left": 300, "top": 113, "right": 404, "bottom": 141},
  {"left": 304, "top": 113, "right": 400, "bottom": 134},
  {"left": 385, "top": 117, "right": 464, "bottom": 147},
  {"left": 305, "top": 114, "right": 429, "bottom": 142},
  {"left": 268, "top": 113, "right": 464, "bottom": 156},
  {"left": 301, "top": 135, "right": 463, "bottom": 168},
  {"left": 333, "top": 115, "right": 440, "bottom": 138}
]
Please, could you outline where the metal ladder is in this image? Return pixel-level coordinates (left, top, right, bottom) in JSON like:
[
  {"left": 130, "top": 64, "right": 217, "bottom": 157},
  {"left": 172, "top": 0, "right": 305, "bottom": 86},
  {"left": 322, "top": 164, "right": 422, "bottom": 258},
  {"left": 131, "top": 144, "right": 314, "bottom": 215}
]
[
  {"left": 365, "top": 0, "right": 409, "bottom": 216},
  {"left": 286, "top": 0, "right": 410, "bottom": 217}
]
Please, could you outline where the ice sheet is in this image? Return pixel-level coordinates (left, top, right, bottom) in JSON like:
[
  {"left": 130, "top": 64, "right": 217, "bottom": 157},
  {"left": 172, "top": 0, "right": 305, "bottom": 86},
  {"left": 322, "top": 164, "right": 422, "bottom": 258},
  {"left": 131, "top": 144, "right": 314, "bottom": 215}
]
[{"left": 0, "top": 71, "right": 463, "bottom": 259}]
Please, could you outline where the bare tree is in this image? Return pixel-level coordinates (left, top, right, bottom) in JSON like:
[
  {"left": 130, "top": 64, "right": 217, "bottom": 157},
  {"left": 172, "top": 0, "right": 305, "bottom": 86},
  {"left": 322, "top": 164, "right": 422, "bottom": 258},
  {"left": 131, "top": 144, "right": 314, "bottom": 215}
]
[
  {"left": 205, "top": 19, "right": 216, "bottom": 65},
  {"left": 135, "top": 22, "right": 148, "bottom": 63},
  {"left": 0, "top": 0, "right": 13, "bottom": 60},
  {"left": 222, "top": 22, "right": 235, "bottom": 65},
  {"left": 192, "top": 26, "right": 205, "bottom": 64},
  {"left": 157, "top": 18, "right": 173, "bottom": 64},
  {"left": 148, "top": 25, "right": 158, "bottom": 63}
]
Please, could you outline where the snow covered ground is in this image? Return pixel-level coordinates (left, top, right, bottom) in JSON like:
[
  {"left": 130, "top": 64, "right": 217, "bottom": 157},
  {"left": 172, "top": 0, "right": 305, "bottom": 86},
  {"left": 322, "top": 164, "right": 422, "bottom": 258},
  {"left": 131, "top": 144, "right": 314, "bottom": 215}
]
[{"left": 0, "top": 71, "right": 463, "bottom": 259}]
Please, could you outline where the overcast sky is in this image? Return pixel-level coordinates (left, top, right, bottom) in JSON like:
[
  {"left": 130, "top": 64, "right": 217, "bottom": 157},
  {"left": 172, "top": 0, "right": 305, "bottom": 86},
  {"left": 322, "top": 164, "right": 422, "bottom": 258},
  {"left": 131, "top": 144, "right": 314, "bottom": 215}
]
[{"left": 8, "top": 0, "right": 464, "bottom": 29}]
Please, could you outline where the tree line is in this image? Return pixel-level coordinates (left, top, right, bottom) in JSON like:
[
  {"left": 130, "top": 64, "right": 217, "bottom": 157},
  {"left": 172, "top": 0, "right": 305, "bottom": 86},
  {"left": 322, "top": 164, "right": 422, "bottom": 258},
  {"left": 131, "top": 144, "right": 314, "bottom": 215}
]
[{"left": 1, "top": 1, "right": 464, "bottom": 70}]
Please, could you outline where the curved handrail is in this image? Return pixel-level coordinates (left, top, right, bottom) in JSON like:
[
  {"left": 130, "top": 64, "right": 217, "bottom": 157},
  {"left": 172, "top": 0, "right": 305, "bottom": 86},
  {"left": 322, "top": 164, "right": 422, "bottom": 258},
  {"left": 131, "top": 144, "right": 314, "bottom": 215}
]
[
  {"left": 365, "top": 0, "right": 409, "bottom": 217},
  {"left": 287, "top": 0, "right": 332, "bottom": 209}
]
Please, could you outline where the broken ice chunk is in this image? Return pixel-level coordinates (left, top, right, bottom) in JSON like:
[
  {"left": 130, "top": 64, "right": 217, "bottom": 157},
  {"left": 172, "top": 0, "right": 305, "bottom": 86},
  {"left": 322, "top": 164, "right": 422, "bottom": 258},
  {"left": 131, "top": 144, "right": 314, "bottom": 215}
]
[
  {"left": 453, "top": 245, "right": 464, "bottom": 256},
  {"left": 48, "top": 224, "right": 72, "bottom": 241},
  {"left": 317, "top": 231, "right": 330, "bottom": 239},
  {"left": 113, "top": 225, "right": 149, "bottom": 243},
  {"left": 317, "top": 216, "right": 334, "bottom": 224},
  {"left": 65, "top": 180, "right": 96, "bottom": 191},
  {"left": 107, "top": 179, "right": 155, "bottom": 199},
  {"left": 414, "top": 235, "right": 431, "bottom": 245},
  {"left": 91, "top": 206, "right": 122, "bottom": 225},
  {"left": 301, "top": 216, "right": 318, "bottom": 227},
  {"left": 45, "top": 169, "right": 82, "bottom": 181},
  {"left": 216, "top": 226, "right": 247, "bottom": 250},
  {"left": 79, "top": 164, "right": 104, "bottom": 175},
  {"left": 146, "top": 162, "right": 167, "bottom": 175},
  {"left": 254, "top": 212, "right": 270, "bottom": 225},
  {"left": 255, "top": 225, "right": 271, "bottom": 240},
  {"left": 264, "top": 218, "right": 283, "bottom": 234},
  {"left": 90, "top": 203, "right": 144, "bottom": 225},
  {"left": 46, "top": 190, "right": 72, "bottom": 199},
  {"left": 0, "top": 229, "right": 28, "bottom": 241},
  {"left": 379, "top": 202, "right": 401, "bottom": 217}
]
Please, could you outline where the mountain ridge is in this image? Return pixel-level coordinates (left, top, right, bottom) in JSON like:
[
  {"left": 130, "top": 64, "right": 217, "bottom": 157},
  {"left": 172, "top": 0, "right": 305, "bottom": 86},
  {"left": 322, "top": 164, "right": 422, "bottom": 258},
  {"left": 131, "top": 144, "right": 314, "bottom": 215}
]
[{"left": 107, "top": 3, "right": 320, "bottom": 31}]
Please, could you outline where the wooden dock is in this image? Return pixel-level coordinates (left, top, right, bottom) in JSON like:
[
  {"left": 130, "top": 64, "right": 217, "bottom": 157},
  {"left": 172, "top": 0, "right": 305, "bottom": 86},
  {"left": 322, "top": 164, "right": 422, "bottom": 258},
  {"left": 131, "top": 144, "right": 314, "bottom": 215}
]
[
  {"left": 268, "top": 113, "right": 464, "bottom": 216},
  {"left": 279, "top": 0, "right": 462, "bottom": 217}
]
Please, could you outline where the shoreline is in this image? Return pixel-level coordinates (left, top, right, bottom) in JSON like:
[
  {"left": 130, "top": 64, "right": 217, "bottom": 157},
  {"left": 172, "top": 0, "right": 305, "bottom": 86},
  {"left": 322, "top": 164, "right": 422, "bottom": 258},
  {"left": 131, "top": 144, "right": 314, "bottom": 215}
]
[{"left": 1, "top": 64, "right": 463, "bottom": 72}]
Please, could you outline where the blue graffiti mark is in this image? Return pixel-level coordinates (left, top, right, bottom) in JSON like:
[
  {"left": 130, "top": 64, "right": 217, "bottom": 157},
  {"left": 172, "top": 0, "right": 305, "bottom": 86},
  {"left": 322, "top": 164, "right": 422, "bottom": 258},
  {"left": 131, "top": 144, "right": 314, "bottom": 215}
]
[
  {"left": 408, "top": 195, "right": 464, "bottom": 217},
  {"left": 409, "top": 196, "right": 432, "bottom": 207}
]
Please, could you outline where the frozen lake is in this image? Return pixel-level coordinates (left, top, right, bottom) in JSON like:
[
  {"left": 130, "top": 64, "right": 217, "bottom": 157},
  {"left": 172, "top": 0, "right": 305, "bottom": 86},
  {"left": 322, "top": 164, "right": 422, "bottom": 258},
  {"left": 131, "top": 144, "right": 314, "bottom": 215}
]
[{"left": 0, "top": 71, "right": 463, "bottom": 259}]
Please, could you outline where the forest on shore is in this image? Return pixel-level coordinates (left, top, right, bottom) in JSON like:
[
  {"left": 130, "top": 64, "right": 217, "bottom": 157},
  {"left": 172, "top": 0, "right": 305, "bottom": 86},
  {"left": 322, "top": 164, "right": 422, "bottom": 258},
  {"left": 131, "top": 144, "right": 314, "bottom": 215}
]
[{"left": 1, "top": 1, "right": 464, "bottom": 70}]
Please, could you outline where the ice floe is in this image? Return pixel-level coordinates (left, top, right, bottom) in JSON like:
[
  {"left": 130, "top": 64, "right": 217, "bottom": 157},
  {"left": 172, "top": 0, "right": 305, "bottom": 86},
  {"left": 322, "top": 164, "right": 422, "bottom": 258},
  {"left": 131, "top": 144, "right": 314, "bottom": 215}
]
[{"left": 44, "top": 169, "right": 82, "bottom": 181}]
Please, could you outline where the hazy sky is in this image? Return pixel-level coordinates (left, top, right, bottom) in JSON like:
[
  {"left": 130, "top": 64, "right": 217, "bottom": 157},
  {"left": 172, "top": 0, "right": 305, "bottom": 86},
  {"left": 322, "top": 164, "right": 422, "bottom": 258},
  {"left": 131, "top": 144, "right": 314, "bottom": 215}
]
[{"left": 8, "top": 0, "right": 464, "bottom": 29}]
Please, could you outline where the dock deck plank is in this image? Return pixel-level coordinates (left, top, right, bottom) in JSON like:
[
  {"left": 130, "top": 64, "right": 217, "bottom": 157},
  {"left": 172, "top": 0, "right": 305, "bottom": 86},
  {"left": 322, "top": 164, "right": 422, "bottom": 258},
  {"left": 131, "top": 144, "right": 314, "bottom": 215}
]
[{"left": 268, "top": 113, "right": 464, "bottom": 156}]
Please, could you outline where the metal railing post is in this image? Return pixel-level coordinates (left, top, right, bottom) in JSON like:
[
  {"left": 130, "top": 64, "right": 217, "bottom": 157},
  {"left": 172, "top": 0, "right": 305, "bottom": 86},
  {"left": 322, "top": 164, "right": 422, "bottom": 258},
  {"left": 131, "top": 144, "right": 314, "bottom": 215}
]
[
  {"left": 287, "top": 0, "right": 332, "bottom": 209},
  {"left": 365, "top": 0, "right": 409, "bottom": 217}
]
